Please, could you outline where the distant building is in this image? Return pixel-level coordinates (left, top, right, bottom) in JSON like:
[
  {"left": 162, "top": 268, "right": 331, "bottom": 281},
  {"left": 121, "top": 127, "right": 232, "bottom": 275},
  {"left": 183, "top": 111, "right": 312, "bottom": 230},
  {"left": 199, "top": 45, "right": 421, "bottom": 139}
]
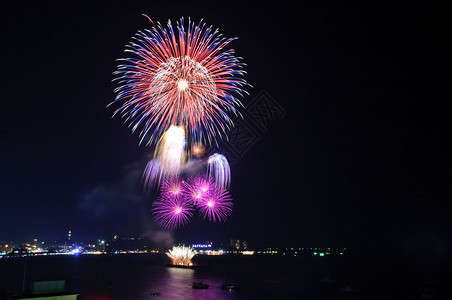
[
  {"left": 106, "top": 237, "right": 152, "bottom": 253},
  {"left": 0, "top": 243, "right": 13, "bottom": 254},
  {"left": 229, "top": 239, "right": 248, "bottom": 250},
  {"left": 242, "top": 240, "right": 248, "bottom": 250}
]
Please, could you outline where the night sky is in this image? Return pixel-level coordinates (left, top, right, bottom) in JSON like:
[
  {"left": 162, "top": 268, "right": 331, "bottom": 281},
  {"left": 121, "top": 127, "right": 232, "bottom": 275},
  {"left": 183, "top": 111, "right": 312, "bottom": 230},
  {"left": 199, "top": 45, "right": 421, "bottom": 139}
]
[{"left": 2, "top": 2, "right": 451, "bottom": 255}]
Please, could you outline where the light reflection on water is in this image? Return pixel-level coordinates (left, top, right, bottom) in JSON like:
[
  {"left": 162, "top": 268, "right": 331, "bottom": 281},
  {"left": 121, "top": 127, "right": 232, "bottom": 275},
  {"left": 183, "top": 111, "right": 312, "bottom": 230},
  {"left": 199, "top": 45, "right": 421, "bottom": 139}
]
[
  {"left": 140, "top": 267, "right": 237, "bottom": 300},
  {"left": 0, "top": 255, "right": 248, "bottom": 300},
  {"left": 1, "top": 254, "right": 431, "bottom": 299}
]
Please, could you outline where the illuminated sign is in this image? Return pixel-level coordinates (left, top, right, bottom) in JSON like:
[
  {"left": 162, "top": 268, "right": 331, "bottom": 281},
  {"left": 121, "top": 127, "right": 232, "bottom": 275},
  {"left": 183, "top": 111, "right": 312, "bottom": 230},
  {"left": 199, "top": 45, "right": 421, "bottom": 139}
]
[{"left": 192, "top": 244, "right": 212, "bottom": 248}]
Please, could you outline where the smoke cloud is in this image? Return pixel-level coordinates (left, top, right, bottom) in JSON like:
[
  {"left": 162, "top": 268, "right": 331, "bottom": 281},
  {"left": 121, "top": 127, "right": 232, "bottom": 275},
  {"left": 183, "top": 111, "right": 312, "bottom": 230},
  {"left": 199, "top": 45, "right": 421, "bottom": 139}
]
[{"left": 79, "top": 155, "right": 174, "bottom": 246}]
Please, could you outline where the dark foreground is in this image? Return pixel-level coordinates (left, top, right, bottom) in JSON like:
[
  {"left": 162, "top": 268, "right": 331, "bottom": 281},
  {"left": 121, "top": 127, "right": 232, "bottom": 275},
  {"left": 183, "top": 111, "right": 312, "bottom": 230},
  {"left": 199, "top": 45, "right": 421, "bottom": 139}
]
[{"left": 0, "top": 253, "right": 451, "bottom": 299}]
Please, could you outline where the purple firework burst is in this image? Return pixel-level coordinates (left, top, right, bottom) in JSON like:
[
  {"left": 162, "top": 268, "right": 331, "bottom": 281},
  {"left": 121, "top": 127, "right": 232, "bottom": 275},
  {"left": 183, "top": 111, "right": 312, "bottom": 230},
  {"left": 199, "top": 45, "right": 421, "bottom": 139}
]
[
  {"left": 197, "top": 186, "right": 233, "bottom": 222},
  {"left": 160, "top": 176, "right": 186, "bottom": 198},
  {"left": 152, "top": 195, "right": 194, "bottom": 229},
  {"left": 152, "top": 177, "right": 193, "bottom": 228},
  {"left": 183, "top": 175, "right": 215, "bottom": 206}
]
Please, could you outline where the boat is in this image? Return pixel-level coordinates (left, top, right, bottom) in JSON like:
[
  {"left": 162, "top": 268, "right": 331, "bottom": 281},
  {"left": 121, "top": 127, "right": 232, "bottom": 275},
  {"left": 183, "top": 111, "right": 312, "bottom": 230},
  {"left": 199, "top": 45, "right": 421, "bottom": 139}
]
[
  {"left": 221, "top": 283, "right": 242, "bottom": 290},
  {"left": 192, "top": 282, "right": 209, "bottom": 289},
  {"left": 149, "top": 292, "right": 160, "bottom": 297}
]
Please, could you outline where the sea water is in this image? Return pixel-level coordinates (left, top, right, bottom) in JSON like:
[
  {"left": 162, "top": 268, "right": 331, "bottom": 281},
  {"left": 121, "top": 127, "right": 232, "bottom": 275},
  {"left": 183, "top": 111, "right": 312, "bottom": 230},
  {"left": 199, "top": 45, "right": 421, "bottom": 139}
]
[{"left": 0, "top": 253, "right": 449, "bottom": 299}]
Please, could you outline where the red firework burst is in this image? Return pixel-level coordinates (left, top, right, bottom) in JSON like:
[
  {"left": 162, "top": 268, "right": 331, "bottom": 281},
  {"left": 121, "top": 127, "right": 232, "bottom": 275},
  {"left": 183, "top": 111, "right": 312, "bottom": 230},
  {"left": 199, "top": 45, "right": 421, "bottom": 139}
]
[{"left": 111, "top": 17, "right": 248, "bottom": 145}]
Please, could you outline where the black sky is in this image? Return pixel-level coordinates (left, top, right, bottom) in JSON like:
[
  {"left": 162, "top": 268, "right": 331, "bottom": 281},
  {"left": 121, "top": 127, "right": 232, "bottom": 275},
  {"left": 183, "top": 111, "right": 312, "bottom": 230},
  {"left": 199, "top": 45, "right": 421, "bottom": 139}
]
[{"left": 2, "top": 1, "right": 451, "bottom": 254}]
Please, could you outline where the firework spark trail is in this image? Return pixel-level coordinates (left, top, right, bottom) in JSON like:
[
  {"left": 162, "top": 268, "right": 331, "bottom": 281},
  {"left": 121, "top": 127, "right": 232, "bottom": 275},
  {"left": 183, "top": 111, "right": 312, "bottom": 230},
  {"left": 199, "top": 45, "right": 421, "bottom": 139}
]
[
  {"left": 197, "top": 185, "right": 233, "bottom": 222},
  {"left": 143, "top": 159, "right": 163, "bottom": 188},
  {"left": 207, "top": 153, "right": 231, "bottom": 189},
  {"left": 183, "top": 175, "right": 215, "bottom": 206},
  {"left": 154, "top": 126, "right": 186, "bottom": 174},
  {"left": 166, "top": 246, "right": 196, "bottom": 266},
  {"left": 110, "top": 17, "right": 249, "bottom": 146},
  {"left": 143, "top": 126, "right": 186, "bottom": 188}
]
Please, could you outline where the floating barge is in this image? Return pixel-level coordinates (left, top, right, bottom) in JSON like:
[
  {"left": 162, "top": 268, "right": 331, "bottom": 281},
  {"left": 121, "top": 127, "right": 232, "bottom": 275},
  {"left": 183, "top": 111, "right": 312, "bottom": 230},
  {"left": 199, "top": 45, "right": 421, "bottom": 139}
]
[{"left": 166, "top": 263, "right": 208, "bottom": 269}]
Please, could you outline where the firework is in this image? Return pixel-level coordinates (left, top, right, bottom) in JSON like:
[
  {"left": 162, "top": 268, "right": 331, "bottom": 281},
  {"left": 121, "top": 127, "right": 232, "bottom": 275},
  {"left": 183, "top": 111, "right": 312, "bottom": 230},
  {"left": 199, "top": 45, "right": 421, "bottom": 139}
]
[
  {"left": 110, "top": 17, "right": 248, "bottom": 146},
  {"left": 143, "top": 126, "right": 186, "bottom": 187},
  {"left": 208, "top": 153, "right": 231, "bottom": 189},
  {"left": 183, "top": 175, "right": 215, "bottom": 205},
  {"left": 143, "top": 159, "right": 163, "bottom": 188},
  {"left": 166, "top": 246, "right": 196, "bottom": 266},
  {"left": 160, "top": 176, "right": 186, "bottom": 198},
  {"left": 152, "top": 178, "right": 194, "bottom": 228},
  {"left": 197, "top": 185, "right": 233, "bottom": 222},
  {"left": 191, "top": 143, "right": 205, "bottom": 158}
]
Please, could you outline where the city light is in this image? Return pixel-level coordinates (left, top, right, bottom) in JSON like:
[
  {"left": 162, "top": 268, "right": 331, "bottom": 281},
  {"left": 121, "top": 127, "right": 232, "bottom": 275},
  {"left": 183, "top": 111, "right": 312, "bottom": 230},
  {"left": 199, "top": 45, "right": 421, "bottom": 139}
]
[{"left": 0, "top": 238, "right": 345, "bottom": 259}]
